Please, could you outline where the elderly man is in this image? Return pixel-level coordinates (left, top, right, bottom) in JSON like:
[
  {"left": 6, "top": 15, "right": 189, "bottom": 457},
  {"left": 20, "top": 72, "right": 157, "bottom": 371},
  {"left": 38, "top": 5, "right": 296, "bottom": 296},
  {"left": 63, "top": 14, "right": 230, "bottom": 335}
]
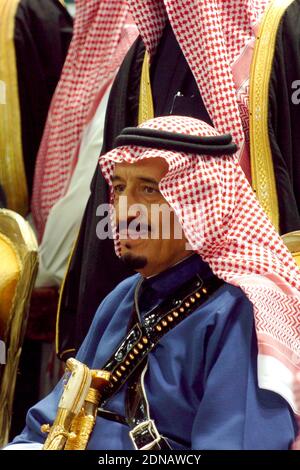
[
  {"left": 57, "top": 0, "right": 300, "bottom": 361},
  {"left": 6, "top": 116, "right": 300, "bottom": 450}
]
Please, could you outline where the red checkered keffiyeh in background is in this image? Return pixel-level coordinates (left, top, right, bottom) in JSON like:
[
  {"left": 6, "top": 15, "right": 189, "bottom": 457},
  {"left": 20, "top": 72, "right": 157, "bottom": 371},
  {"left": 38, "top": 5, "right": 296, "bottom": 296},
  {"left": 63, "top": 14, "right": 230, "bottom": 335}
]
[
  {"left": 32, "top": 0, "right": 138, "bottom": 239},
  {"left": 129, "top": 0, "right": 270, "bottom": 179}
]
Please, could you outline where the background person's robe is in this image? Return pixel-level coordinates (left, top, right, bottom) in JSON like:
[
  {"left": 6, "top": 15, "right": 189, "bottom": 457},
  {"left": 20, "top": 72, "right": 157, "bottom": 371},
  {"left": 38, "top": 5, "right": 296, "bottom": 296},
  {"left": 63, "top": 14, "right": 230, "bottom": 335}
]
[
  {"left": 0, "top": 0, "right": 73, "bottom": 213},
  {"left": 15, "top": 0, "right": 73, "bottom": 201},
  {"left": 9, "top": 256, "right": 297, "bottom": 449},
  {"left": 57, "top": 2, "right": 300, "bottom": 359},
  {"left": 267, "top": 0, "right": 300, "bottom": 234}
]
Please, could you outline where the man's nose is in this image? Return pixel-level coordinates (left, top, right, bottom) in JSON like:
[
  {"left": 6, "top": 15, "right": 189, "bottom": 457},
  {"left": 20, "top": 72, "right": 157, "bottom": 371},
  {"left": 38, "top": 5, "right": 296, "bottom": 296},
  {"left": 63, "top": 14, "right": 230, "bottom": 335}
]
[
  {"left": 126, "top": 191, "right": 136, "bottom": 210},
  {"left": 116, "top": 193, "right": 132, "bottom": 215},
  {"left": 116, "top": 195, "right": 149, "bottom": 230},
  {"left": 118, "top": 192, "right": 144, "bottom": 217}
]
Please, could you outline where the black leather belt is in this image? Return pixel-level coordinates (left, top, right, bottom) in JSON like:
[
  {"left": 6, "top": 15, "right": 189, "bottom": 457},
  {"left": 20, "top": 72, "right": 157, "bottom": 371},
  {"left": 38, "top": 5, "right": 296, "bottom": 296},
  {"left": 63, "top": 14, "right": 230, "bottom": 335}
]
[{"left": 125, "top": 361, "right": 172, "bottom": 450}]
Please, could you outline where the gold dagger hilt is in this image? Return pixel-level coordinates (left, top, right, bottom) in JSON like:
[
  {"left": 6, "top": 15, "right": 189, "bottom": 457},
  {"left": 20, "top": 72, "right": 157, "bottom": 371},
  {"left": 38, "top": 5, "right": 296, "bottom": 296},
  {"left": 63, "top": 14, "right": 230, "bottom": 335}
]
[
  {"left": 62, "top": 370, "right": 111, "bottom": 450},
  {"left": 41, "top": 358, "right": 111, "bottom": 450}
]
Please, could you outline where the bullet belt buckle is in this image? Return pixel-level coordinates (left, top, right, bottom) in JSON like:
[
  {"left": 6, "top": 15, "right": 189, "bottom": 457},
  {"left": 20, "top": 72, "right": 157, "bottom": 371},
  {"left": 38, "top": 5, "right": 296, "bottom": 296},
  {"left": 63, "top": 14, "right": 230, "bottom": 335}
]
[{"left": 129, "top": 419, "right": 162, "bottom": 450}]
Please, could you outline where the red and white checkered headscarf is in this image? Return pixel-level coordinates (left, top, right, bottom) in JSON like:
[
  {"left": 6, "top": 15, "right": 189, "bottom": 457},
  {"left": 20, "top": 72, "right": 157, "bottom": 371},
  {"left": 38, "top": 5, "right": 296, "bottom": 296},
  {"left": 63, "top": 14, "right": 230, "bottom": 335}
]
[
  {"left": 129, "top": 0, "right": 269, "bottom": 178},
  {"left": 100, "top": 115, "right": 300, "bottom": 416},
  {"left": 31, "top": 0, "right": 138, "bottom": 239}
]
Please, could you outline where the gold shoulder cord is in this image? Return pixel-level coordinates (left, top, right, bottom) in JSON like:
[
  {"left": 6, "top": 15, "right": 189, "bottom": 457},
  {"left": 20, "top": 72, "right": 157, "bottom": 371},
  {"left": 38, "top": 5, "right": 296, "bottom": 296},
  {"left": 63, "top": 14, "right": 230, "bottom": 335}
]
[
  {"left": 138, "top": 51, "right": 154, "bottom": 125},
  {"left": 249, "top": 0, "right": 295, "bottom": 233},
  {"left": 0, "top": 0, "right": 28, "bottom": 216}
]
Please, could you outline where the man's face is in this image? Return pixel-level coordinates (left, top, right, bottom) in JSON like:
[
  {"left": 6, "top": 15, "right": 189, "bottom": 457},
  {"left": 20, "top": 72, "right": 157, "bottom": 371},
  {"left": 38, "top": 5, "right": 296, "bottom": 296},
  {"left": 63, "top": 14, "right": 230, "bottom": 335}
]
[{"left": 112, "top": 157, "right": 190, "bottom": 277}]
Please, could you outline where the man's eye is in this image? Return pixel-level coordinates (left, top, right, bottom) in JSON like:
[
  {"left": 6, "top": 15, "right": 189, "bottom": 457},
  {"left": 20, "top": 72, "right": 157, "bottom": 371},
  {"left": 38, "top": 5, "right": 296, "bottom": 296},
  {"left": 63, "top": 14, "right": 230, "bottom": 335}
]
[
  {"left": 143, "top": 186, "right": 158, "bottom": 194},
  {"left": 113, "top": 184, "right": 125, "bottom": 193}
]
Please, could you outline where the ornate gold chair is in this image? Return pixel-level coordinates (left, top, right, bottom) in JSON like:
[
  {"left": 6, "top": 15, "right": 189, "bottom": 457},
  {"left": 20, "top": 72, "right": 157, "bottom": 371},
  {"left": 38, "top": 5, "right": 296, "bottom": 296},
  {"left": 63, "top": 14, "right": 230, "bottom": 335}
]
[
  {"left": 0, "top": 209, "right": 38, "bottom": 447},
  {"left": 281, "top": 231, "right": 300, "bottom": 268}
]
